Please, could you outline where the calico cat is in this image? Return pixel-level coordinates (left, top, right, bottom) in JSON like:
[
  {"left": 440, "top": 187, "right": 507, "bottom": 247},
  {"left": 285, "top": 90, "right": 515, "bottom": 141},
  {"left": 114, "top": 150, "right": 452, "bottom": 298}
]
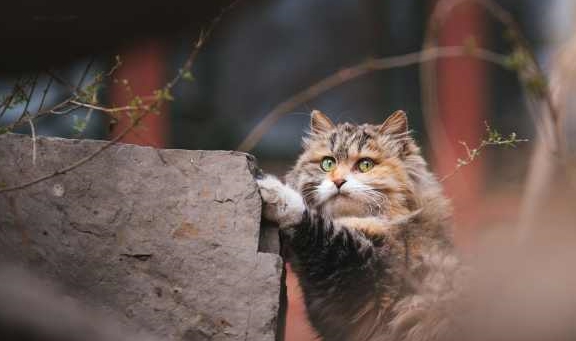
[{"left": 257, "top": 110, "right": 461, "bottom": 341}]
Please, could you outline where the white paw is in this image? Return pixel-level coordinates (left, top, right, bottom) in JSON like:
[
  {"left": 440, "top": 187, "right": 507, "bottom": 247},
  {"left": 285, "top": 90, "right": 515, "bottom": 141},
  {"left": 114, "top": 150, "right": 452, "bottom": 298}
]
[{"left": 257, "top": 175, "right": 305, "bottom": 228}]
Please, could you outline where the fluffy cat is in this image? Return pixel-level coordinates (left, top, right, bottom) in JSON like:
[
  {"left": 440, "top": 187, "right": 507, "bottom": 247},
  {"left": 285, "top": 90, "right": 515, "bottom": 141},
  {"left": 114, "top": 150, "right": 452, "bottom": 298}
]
[{"left": 257, "top": 110, "right": 461, "bottom": 341}]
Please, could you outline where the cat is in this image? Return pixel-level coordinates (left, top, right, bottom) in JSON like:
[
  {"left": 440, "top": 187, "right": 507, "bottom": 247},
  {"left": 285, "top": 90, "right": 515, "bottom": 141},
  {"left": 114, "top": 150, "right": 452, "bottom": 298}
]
[{"left": 257, "top": 110, "right": 462, "bottom": 341}]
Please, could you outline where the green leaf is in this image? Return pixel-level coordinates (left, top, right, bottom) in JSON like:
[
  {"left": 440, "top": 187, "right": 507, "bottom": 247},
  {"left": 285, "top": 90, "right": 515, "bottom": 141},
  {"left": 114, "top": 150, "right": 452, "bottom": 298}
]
[
  {"left": 129, "top": 96, "right": 143, "bottom": 108},
  {"left": 72, "top": 115, "right": 87, "bottom": 133},
  {"left": 525, "top": 75, "right": 547, "bottom": 98},
  {"left": 182, "top": 69, "right": 194, "bottom": 82},
  {"left": 78, "top": 83, "right": 101, "bottom": 103},
  {"left": 153, "top": 88, "right": 174, "bottom": 102},
  {"left": 504, "top": 49, "right": 530, "bottom": 71}
]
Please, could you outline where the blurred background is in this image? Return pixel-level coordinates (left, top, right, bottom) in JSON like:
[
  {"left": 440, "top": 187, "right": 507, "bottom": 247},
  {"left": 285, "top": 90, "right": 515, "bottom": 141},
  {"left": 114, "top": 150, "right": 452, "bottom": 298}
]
[{"left": 2, "top": 1, "right": 576, "bottom": 340}]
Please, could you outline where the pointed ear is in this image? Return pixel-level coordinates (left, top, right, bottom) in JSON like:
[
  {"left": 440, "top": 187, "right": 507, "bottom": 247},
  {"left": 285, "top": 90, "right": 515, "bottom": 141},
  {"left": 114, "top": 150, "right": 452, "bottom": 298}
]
[
  {"left": 310, "top": 110, "right": 335, "bottom": 134},
  {"left": 378, "top": 110, "right": 408, "bottom": 135}
]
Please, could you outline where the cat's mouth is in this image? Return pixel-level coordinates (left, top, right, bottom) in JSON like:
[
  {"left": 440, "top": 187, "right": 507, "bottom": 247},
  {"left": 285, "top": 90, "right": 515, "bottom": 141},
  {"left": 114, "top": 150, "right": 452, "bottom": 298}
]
[
  {"left": 319, "top": 193, "right": 372, "bottom": 217},
  {"left": 322, "top": 189, "right": 348, "bottom": 202},
  {"left": 322, "top": 190, "right": 364, "bottom": 207}
]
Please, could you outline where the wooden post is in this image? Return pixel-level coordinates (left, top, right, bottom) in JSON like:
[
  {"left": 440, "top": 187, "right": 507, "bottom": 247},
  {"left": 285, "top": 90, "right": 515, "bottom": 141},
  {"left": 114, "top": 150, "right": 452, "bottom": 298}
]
[
  {"left": 433, "top": 1, "right": 487, "bottom": 245},
  {"left": 110, "top": 40, "right": 168, "bottom": 148}
]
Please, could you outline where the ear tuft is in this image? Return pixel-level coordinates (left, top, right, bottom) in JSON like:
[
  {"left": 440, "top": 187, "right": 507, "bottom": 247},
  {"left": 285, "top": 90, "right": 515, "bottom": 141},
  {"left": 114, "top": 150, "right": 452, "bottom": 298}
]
[
  {"left": 310, "top": 110, "right": 335, "bottom": 134},
  {"left": 379, "top": 110, "right": 408, "bottom": 135}
]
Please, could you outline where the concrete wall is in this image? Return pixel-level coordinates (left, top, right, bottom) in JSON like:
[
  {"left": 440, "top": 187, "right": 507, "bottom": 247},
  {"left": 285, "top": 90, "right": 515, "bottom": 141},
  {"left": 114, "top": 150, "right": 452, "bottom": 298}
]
[{"left": 0, "top": 133, "right": 282, "bottom": 341}]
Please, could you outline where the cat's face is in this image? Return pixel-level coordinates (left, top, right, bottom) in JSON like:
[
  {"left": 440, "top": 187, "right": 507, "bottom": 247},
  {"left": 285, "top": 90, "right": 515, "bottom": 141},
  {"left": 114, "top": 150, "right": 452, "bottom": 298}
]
[{"left": 287, "top": 110, "right": 419, "bottom": 219}]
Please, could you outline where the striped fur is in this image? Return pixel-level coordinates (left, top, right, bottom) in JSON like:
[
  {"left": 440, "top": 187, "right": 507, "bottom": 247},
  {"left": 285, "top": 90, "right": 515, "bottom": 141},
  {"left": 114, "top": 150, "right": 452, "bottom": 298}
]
[{"left": 263, "top": 110, "right": 460, "bottom": 340}]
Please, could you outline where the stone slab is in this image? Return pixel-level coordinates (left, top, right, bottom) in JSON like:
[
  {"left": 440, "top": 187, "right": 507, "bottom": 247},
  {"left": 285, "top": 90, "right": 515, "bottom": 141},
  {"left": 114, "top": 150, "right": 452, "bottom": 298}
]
[{"left": 0, "top": 133, "right": 282, "bottom": 341}]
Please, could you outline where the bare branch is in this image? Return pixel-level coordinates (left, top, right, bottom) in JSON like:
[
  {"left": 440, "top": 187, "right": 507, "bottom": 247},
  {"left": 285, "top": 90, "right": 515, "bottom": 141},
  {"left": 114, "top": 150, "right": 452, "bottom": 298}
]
[
  {"left": 74, "top": 93, "right": 98, "bottom": 138},
  {"left": 237, "top": 45, "right": 509, "bottom": 152},
  {"left": 0, "top": 2, "right": 237, "bottom": 193},
  {"left": 69, "top": 100, "right": 139, "bottom": 113},
  {"left": 4, "top": 59, "right": 123, "bottom": 131},
  {"left": 48, "top": 104, "right": 81, "bottom": 116},
  {"left": 165, "top": 0, "right": 242, "bottom": 90},
  {"left": 26, "top": 115, "right": 38, "bottom": 167},
  {"left": 439, "top": 123, "right": 528, "bottom": 182},
  {"left": 37, "top": 76, "right": 54, "bottom": 113},
  {"left": 45, "top": 70, "right": 78, "bottom": 95},
  {"left": 0, "top": 112, "right": 148, "bottom": 193},
  {"left": 0, "top": 77, "right": 23, "bottom": 120},
  {"left": 15, "top": 74, "right": 39, "bottom": 127},
  {"left": 76, "top": 57, "right": 95, "bottom": 92}
]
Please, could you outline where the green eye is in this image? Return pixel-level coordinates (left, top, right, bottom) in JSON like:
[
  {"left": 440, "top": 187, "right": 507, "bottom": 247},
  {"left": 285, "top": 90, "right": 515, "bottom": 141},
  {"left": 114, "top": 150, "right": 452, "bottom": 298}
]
[
  {"left": 320, "top": 157, "right": 336, "bottom": 172},
  {"left": 357, "top": 158, "right": 374, "bottom": 173}
]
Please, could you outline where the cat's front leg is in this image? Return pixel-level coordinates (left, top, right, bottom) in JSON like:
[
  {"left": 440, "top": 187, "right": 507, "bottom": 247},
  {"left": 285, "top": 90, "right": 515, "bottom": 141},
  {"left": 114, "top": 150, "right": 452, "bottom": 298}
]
[{"left": 257, "top": 175, "right": 306, "bottom": 228}]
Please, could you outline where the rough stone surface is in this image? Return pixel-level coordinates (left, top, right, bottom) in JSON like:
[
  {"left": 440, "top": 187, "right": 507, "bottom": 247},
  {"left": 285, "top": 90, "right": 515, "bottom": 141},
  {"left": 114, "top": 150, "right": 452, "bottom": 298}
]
[{"left": 0, "top": 133, "right": 282, "bottom": 341}]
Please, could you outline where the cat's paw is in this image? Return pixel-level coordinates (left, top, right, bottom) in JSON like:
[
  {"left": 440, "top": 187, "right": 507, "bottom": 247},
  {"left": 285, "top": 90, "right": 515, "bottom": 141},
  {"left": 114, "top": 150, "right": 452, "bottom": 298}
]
[{"left": 257, "top": 175, "right": 305, "bottom": 228}]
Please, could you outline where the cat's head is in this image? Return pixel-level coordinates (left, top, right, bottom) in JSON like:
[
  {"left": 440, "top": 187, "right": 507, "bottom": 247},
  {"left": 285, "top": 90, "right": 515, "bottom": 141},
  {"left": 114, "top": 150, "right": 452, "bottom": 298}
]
[{"left": 287, "top": 110, "right": 429, "bottom": 220}]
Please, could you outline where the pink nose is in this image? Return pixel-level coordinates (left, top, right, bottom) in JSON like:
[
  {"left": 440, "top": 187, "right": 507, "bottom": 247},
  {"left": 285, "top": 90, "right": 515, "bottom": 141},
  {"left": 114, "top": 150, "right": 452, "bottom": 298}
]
[{"left": 333, "top": 179, "right": 347, "bottom": 189}]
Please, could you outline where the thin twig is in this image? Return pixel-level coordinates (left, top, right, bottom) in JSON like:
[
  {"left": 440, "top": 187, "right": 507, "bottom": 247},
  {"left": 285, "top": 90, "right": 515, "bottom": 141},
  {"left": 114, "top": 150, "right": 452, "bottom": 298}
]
[
  {"left": 475, "top": 0, "right": 561, "bottom": 146},
  {"left": 69, "top": 100, "right": 139, "bottom": 113},
  {"left": 106, "top": 56, "right": 123, "bottom": 77},
  {"left": 439, "top": 126, "right": 528, "bottom": 182},
  {"left": 0, "top": 2, "right": 235, "bottom": 193},
  {"left": 3, "top": 50, "right": 120, "bottom": 132},
  {"left": 26, "top": 115, "right": 37, "bottom": 167},
  {"left": 45, "top": 70, "right": 78, "bottom": 95},
  {"left": 37, "top": 76, "right": 54, "bottom": 113},
  {"left": 0, "top": 113, "right": 148, "bottom": 193},
  {"left": 165, "top": 0, "right": 242, "bottom": 90},
  {"left": 15, "top": 74, "right": 39, "bottom": 126},
  {"left": 4, "top": 97, "right": 109, "bottom": 131},
  {"left": 0, "top": 77, "right": 23, "bottom": 120},
  {"left": 76, "top": 57, "right": 95, "bottom": 92},
  {"left": 78, "top": 93, "right": 97, "bottom": 138},
  {"left": 49, "top": 104, "right": 81, "bottom": 116},
  {"left": 237, "top": 45, "right": 509, "bottom": 152}
]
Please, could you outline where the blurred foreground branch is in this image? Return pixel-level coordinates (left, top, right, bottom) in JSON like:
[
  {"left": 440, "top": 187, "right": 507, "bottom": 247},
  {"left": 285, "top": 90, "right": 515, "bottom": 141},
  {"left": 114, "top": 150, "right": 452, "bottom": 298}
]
[{"left": 421, "top": 0, "right": 566, "bottom": 238}]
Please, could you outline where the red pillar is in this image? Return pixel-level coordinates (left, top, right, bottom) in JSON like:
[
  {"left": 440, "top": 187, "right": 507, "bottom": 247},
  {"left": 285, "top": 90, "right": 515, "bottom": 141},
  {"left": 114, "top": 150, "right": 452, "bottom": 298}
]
[
  {"left": 110, "top": 41, "right": 168, "bottom": 148},
  {"left": 284, "top": 264, "right": 318, "bottom": 341},
  {"left": 433, "top": 2, "right": 487, "bottom": 245}
]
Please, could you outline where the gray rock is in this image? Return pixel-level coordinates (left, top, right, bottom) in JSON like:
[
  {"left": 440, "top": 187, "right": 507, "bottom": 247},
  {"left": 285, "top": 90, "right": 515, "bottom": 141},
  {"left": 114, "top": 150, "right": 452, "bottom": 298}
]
[
  {"left": 0, "top": 266, "right": 162, "bottom": 341},
  {"left": 0, "top": 133, "right": 283, "bottom": 341}
]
